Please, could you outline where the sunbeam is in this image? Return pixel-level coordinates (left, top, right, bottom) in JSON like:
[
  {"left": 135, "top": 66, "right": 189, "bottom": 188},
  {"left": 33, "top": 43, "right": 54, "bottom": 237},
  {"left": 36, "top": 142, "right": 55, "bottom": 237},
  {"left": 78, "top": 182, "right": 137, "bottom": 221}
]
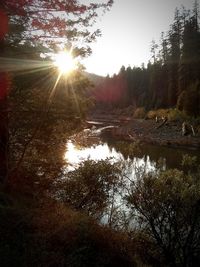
[
  {"left": 69, "top": 78, "right": 81, "bottom": 116},
  {"left": 0, "top": 54, "right": 78, "bottom": 115},
  {"left": 48, "top": 72, "right": 63, "bottom": 104},
  {"left": 0, "top": 57, "right": 54, "bottom": 75}
]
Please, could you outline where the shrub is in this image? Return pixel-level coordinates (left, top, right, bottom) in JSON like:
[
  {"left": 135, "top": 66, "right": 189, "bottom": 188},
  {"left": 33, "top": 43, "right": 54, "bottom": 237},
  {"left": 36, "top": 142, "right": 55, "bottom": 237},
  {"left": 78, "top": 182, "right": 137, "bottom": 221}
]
[
  {"left": 0, "top": 191, "right": 137, "bottom": 267},
  {"left": 167, "top": 108, "right": 187, "bottom": 122},
  {"left": 133, "top": 107, "right": 146, "bottom": 119},
  {"left": 146, "top": 110, "right": 157, "bottom": 119},
  {"left": 146, "top": 108, "right": 190, "bottom": 122},
  {"left": 147, "top": 109, "right": 168, "bottom": 120},
  {"left": 126, "top": 167, "right": 200, "bottom": 267},
  {"left": 56, "top": 160, "right": 122, "bottom": 218}
]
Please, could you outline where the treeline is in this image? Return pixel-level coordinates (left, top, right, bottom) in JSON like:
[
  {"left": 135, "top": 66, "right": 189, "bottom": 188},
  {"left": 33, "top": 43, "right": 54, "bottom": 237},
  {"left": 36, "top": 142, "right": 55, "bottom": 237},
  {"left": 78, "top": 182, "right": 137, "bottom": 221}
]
[{"left": 95, "top": 2, "right": 200, "bottom": 116}]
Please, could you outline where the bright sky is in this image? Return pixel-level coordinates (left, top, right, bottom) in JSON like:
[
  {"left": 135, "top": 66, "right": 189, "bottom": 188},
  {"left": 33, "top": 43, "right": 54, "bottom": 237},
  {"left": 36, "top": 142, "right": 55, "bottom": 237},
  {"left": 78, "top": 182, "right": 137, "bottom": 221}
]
[{"left": 83, "top": 0, "right": 195, "bottom": 76}]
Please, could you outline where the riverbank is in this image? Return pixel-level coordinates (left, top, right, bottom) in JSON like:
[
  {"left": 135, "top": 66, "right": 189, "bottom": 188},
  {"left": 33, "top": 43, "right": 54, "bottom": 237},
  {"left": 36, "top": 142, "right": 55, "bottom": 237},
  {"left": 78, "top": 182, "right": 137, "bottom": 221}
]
[
  {"left": 72, "top": 115, "right": 200, "bottom": 149},
  {"left": 86, "top": 116, "right": 200, "bottom": 150}
]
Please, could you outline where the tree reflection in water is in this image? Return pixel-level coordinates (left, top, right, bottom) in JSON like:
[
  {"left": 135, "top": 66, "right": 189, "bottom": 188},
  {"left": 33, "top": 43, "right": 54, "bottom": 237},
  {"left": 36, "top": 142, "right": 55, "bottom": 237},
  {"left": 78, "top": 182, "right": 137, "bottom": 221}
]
[{"left": 63, "top": 138, "right": 200, "bottom": 230}]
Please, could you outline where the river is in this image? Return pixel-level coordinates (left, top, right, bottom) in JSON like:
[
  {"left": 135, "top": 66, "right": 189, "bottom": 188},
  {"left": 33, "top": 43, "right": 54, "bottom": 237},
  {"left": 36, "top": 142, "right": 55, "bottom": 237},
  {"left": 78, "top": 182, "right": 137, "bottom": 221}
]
[
  {"left": 64, "top": 125, "right": 200, "bottom": 172},
  {"left": 63, "top": 125, "right": 200, "bottom": 228}
]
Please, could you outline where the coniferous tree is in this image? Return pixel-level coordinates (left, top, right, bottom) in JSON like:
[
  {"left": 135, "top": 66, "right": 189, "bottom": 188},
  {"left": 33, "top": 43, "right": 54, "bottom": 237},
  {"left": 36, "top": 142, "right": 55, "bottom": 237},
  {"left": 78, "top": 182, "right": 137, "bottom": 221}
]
[
  {"left": 93, "top": 1, "right": 200, "bottom": 116},
  {"left": 159, "top": 32, "right": 169, "bottom": 65},
  {"left": 168, "top": 8, "right": 182, "bottom": 106}
]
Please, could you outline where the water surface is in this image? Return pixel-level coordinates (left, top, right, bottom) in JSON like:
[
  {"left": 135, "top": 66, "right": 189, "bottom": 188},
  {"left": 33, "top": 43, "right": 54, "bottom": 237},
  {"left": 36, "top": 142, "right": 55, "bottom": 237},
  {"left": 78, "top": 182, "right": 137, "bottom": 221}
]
[
  {"left": 65, "top": 136, "right": 200, "bottom": 172},
  {"left": 64, "top": 132, "right": 200, "bottom": 228}
]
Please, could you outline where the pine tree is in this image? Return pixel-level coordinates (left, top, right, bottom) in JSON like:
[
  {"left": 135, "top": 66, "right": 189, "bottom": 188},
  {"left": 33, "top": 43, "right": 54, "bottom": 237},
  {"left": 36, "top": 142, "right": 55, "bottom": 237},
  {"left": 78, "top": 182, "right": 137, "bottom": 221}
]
[
  {"left": 167, "top": 8, "right": 182, "bottom": 106},
  {"left": 160, "top": 32, "right": 169, "bottom": 65},
  {"left": 178, "top": 6, "right": 200, "bottom": 94}
]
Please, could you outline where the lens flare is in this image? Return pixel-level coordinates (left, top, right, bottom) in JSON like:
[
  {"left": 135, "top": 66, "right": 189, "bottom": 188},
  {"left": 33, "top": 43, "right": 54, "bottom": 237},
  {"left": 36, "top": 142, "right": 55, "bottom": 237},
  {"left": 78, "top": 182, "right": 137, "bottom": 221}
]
[{"left": 54, "top": 51, "right": 76, "bottom": 74}]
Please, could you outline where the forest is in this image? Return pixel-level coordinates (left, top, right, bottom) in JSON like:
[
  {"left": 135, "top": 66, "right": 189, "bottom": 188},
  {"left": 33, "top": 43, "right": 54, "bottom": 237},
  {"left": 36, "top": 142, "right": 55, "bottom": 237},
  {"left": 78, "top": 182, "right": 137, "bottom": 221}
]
[
  {"left": 0, "top": 1, "right": 200, "bottom": 267},
  {"left": 95, "top": 4, "right": 200, "bottom": 117}
]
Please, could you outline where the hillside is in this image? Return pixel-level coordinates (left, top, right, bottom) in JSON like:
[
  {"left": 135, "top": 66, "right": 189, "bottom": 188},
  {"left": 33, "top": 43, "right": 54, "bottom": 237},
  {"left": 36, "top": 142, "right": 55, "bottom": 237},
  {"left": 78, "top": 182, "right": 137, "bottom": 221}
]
[{"left": 84, "top": 72, "right": 105, "bottom": 86}]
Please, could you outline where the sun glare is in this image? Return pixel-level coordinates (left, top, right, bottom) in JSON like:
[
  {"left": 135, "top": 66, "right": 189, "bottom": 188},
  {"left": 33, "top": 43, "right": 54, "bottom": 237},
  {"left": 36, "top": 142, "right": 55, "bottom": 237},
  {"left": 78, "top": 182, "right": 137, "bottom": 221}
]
[{"left": 54, "top": 51, "right": 76, "bottom": 74}]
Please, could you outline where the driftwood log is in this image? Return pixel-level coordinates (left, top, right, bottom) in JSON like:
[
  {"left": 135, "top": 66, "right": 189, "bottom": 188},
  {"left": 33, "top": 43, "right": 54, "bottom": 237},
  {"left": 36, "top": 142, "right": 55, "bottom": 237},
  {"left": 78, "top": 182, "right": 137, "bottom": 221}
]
[{"left": 156, "top": 117, "right": 168, "bottom": 129}]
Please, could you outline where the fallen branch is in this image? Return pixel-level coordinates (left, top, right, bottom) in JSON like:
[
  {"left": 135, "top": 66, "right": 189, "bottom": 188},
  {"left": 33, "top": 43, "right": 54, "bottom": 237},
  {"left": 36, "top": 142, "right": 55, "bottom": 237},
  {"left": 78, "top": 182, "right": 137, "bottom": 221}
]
[{"left": 156, "top": 118, "right": 168, "bottom": 129}]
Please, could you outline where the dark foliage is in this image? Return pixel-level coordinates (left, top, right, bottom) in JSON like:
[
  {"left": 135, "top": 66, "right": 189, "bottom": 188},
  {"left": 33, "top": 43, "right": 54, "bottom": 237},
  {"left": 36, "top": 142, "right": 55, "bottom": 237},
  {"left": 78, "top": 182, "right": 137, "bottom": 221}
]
[{"left": 0, "top": 193, "right": 136, "bottom": 267}]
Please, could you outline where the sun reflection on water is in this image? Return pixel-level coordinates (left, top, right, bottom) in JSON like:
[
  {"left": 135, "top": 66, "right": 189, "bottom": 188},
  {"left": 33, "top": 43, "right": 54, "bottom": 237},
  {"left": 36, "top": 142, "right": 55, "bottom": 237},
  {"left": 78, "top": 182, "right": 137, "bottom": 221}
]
[
  {"left": 64, "top": 141, "right": 123, "bottom": 171},
  {"left": 64, "top": 140, "right": 157, "bottom": 173}
]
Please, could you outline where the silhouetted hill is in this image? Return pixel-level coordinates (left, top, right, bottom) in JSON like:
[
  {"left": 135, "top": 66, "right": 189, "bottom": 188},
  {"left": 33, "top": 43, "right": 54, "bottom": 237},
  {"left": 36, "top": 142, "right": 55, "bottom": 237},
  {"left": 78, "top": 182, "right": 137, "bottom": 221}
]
[{"left": 84, "top": 72, "right": 105, "bottom": 86}]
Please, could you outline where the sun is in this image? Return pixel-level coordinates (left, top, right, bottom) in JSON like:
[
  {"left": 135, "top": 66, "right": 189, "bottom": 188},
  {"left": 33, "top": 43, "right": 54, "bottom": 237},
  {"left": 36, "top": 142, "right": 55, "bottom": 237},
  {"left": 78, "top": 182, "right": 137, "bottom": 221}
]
[{"left": 53, "top": 51, "right": 76, "bottom": 74}]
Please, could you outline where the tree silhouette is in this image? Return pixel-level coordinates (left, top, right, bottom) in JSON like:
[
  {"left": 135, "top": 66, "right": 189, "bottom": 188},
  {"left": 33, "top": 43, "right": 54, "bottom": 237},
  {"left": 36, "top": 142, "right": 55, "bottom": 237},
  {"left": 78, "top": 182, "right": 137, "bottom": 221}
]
[{"left": 0, "top": 0, "right": 113, "bottom": 183}]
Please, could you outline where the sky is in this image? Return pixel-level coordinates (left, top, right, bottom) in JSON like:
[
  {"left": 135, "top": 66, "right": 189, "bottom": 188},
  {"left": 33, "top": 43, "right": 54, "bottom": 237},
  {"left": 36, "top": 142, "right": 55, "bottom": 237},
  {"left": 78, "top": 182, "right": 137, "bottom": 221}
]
[{"left": 83, "top": 0, "right": 195, "bottom": 76}]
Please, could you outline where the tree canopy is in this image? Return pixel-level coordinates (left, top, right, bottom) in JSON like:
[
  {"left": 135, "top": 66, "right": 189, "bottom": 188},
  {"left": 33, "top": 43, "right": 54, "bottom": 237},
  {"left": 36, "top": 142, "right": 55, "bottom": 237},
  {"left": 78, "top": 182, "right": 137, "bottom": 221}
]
[{"left": 1, "top": 0, "right": 113, "bottom": 57}]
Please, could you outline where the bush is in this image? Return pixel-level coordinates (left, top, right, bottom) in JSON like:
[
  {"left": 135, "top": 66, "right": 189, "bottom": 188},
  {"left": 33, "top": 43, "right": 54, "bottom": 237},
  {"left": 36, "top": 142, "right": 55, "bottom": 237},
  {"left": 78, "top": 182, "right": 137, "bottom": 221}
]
[
  {"left": 56, "top": 160, "right": 122, "bottom": 218},
  {"left": 126, "top": 166, "right": 200, "bottom": 267},
  {"left": 146, "top": 108, "right": 189, "bottom": 122},
  {"left": 167, "top": 108, "right": 187, "bottom": 122},
  {"left": 146, "top": 108, "right": 169, "bottom": 120},
  {"left": 133, "top": 107, "right": 146, "bottom": 119},
  {"left": 146, "top": 110, "right": 157, "bottom": 119},
  {"left": 0, "top": 191, "right": 137, "bottom": 267}
]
